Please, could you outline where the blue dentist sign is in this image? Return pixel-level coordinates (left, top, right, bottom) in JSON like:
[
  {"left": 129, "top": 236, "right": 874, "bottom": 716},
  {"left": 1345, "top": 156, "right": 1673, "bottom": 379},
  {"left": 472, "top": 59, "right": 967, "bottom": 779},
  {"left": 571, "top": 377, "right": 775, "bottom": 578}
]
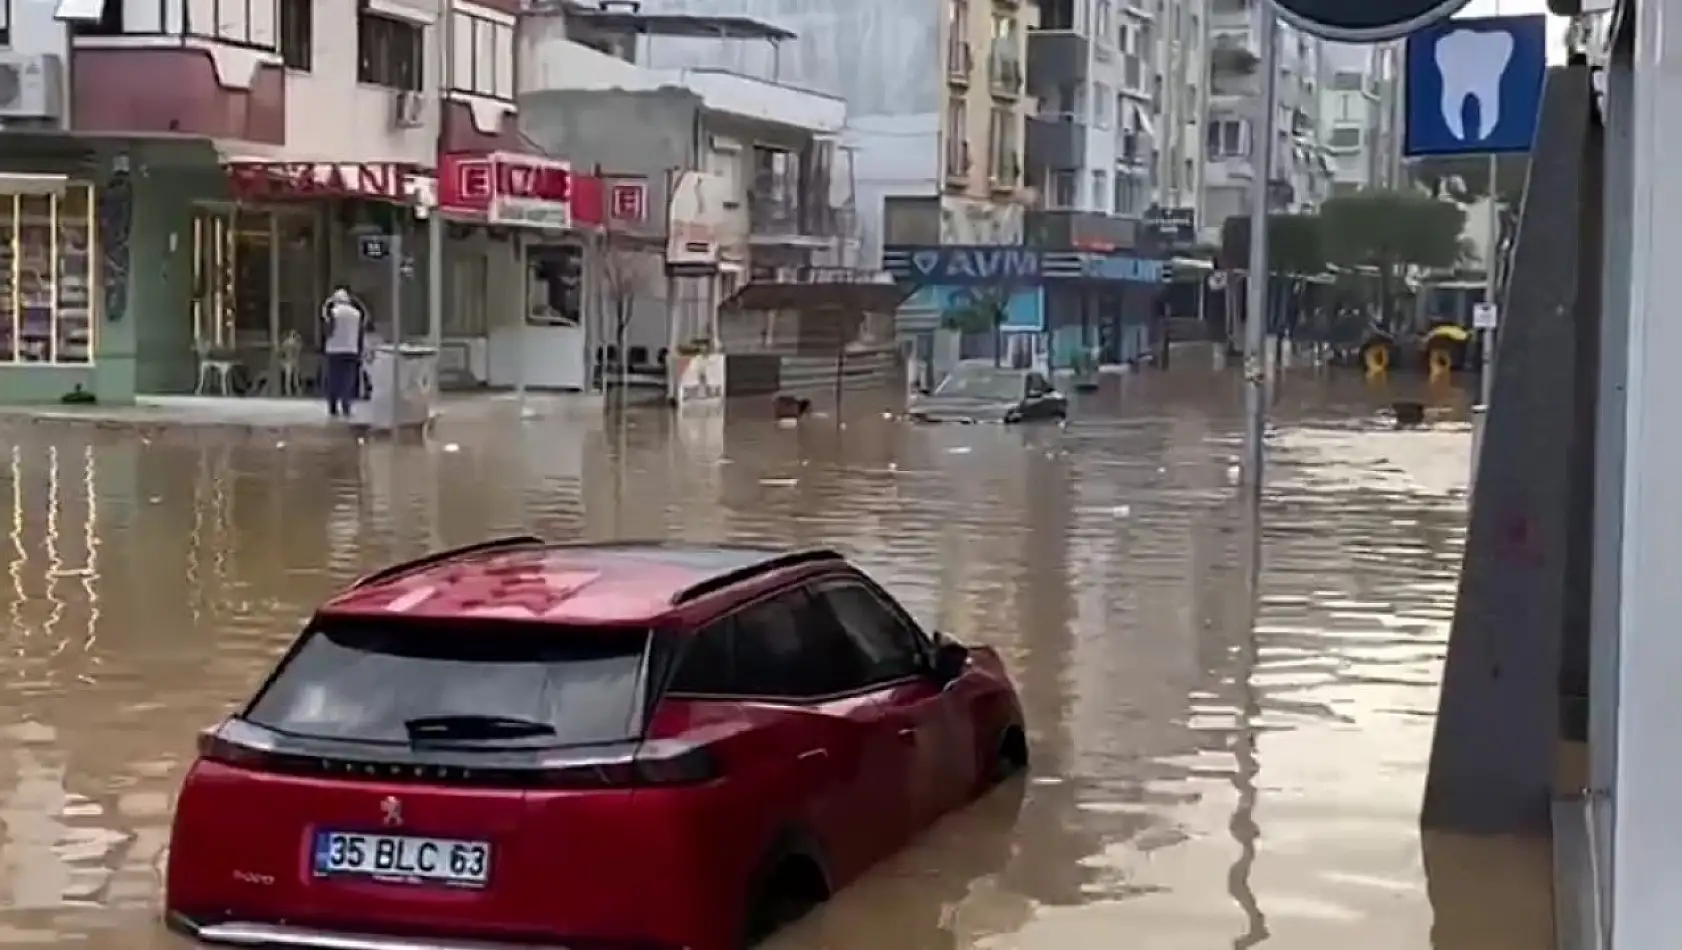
[{"left": 1404, "top": 15, "right": 1548, "bottom": 157}]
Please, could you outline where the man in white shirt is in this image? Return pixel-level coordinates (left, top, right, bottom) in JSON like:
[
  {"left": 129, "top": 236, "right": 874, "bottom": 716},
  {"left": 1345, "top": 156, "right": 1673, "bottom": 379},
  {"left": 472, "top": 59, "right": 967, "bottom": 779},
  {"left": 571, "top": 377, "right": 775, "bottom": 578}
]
[{"left": 320, "top": 287, "right": 368, "bottom": 418}]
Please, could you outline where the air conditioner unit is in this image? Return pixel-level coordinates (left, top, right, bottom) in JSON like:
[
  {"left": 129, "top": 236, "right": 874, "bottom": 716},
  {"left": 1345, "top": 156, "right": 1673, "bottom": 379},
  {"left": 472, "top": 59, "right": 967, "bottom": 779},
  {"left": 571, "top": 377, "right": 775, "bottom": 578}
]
[
  {"left": 389, "top": 90, "right": 425, "bottom": 129},
  {"left": 0, "top": 54, "right": 65, "bottom": 121}
]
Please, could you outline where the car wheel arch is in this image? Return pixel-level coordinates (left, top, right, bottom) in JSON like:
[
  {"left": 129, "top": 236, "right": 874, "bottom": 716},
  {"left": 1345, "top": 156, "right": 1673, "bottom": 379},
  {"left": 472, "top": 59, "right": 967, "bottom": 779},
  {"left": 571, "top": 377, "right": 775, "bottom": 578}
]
[{"left": 741, "top": 823, "right": 833, "bottom": 946}]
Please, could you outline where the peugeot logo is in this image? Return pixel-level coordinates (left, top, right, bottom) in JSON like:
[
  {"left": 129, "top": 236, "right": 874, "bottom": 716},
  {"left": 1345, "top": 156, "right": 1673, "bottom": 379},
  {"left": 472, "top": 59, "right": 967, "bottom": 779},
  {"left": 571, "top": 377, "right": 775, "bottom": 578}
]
[{"left": 380, "top": 796, "right": 403, "bottom": 827}]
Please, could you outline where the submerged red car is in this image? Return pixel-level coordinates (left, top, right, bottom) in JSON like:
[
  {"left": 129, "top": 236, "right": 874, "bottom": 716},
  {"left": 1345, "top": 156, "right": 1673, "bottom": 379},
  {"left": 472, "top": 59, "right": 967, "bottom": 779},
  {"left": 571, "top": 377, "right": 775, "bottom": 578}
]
[{"left": 165, "top": 538, "right": 1028, "bottom": 950}]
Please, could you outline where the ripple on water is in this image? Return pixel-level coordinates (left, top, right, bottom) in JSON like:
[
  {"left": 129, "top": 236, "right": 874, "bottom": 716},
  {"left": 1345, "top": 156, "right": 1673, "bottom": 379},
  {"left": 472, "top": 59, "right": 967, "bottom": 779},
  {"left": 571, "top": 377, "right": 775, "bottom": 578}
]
[{"left": 0, "top": 375, "right": 1549, "bottom": 949}]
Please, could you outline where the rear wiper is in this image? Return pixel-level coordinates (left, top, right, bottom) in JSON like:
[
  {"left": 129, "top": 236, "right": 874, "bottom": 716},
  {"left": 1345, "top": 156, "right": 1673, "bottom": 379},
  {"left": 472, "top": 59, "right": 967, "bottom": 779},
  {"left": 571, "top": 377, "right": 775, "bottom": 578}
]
[{"left": 403, "top": 715, "right": 557, "bottom": 742}]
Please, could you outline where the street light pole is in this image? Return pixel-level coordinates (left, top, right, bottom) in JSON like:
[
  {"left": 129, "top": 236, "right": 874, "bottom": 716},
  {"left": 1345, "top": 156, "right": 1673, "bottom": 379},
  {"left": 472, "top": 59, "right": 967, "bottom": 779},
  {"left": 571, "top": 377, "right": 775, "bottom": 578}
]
[{"left": 1242, "top": 5, "right": 1279, "bottom": 496}]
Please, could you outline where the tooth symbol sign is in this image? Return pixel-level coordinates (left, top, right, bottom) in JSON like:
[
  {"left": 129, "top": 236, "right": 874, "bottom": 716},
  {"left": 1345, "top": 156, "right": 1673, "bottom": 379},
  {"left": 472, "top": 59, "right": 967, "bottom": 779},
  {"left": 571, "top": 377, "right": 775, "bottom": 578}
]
[{"left": 1435, "top": 28, "right": 1515, "bottom": 142}]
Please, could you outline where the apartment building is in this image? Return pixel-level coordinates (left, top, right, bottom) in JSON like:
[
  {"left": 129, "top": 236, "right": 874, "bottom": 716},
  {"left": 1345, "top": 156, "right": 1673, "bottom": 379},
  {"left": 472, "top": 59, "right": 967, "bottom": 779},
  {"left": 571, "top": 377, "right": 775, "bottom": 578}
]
[
  {"left": 1204, "top": 0, "right": 1333, "bottom": 234},
  {"left": 519, "top": 4, "right": 851, "bottom": 358},
  {"left": 1148, "top": 0, "right": 1211, "bottom": 231},
  {"left": 1319, "top": 41, "right": 1404, "bottom": 195},
  {"left": 625, "top": 0, "right": 1035, "bottom": 260}
]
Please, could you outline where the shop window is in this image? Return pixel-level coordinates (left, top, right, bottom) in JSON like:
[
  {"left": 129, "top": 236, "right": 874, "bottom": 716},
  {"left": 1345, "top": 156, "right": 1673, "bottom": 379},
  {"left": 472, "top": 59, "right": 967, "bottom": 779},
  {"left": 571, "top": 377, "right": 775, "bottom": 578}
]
[
  {"left": 358, "top": 12, "right": 424, "bottom": 92},
  {"left": 280, "top": 0, "right": 313, "bottom": 71},
  {"left": 527, "top": 246, "right": 582, "bottom": 325},
  {"left": 0, "top": 185, "right": 96, "bottom": 365}
]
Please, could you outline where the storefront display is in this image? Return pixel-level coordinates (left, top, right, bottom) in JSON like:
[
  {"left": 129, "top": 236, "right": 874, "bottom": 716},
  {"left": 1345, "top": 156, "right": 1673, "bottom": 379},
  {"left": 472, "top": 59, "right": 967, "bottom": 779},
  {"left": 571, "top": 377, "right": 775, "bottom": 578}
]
[{"left": 0, "top": 185, "right": 97, "bottom": 364}]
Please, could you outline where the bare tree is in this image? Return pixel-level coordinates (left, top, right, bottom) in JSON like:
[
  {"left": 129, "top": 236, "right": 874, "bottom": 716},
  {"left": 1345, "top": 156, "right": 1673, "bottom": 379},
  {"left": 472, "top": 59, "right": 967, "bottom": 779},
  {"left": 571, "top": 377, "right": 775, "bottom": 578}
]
[{"left": 599, "top": 238, "right": 656, "bottom": 383}]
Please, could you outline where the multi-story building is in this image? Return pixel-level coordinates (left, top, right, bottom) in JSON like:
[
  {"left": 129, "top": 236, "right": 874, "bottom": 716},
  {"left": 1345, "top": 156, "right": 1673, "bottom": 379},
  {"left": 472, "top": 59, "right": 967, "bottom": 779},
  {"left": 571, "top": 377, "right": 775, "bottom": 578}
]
[
  {"left": 623, "top": 0, "right": 1034, "bottom": 262},
  {"left": 1149, "top": 0, "right": 1211, "bottom": 230},
  {"left": 1204, "top": 0, "right": 1333, "bottom": 236},
  {"left": 519, "top": 4, "right": 852, "bottom": 361},
  {"left": 1319, "top": 42, "right": 1404, "bottom": 195}
]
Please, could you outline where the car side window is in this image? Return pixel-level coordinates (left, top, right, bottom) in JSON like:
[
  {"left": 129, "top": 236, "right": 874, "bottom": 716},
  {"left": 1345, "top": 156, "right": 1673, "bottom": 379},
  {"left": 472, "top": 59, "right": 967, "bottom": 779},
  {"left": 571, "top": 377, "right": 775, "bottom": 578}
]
[
  {"left": 734, "top": 589, "right": 873, "bottom": 699},
  {"left": 668, "top": 618, "right": 735, "bottom": 695},
  {"left": 812, "top": 581, "right": 926, "bottom": 684}
]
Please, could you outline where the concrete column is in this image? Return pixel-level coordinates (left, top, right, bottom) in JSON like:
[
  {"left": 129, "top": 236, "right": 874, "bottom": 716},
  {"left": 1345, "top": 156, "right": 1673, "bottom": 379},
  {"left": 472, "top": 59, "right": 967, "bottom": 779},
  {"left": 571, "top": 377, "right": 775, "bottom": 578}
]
[{"left": 1611, "top": 1, "right": 1682, "bottom": 944}]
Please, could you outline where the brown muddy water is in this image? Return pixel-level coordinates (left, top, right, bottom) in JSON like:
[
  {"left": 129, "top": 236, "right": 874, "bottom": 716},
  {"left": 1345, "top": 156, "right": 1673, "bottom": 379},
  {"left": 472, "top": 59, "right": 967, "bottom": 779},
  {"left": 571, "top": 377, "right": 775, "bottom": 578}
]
[{"left": 0, "top": 371, "right": 1551, "bottom": 949}]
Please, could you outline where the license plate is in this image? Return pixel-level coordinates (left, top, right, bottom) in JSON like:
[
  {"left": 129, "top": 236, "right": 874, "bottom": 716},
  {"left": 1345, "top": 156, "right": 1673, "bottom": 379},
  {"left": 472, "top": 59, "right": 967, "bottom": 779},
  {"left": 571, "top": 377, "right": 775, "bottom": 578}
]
[{"left": 312, "top": 831, "right": 491, "bottom": 888}]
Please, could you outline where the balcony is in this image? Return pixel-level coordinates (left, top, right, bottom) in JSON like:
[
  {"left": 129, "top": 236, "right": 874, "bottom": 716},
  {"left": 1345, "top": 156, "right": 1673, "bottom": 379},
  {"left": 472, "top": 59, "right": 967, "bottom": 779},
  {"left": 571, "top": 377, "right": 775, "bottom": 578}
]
[
  {"left": 1210, "top": 34, "right": 1260, "bottom": 74},
  {"left": 748, "top": 193, "right": 835, "bottom": 247},
  {"left": 1026, "top": 210, "right": 1142, "bottom": 251},
  {"left": 989, "top": 54, "right": 1024, "bottom": 99},
  {"left": 948, "top": 40, "right": 974, "bottom": 87},
  {"left": 1027, "top": 31, "right": 1090, "bottom": 88},
  {"left": 1026, "top": 112, "right": 1086, "bottom": 172},
  {"left": 72, "top": 44, "right": 285, "bottom": 143}
]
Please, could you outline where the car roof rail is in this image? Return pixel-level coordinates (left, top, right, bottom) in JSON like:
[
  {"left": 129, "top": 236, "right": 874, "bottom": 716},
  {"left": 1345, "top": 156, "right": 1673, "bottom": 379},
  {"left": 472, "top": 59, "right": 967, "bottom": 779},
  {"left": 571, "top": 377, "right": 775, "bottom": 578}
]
[
  {"left": 671, "top": 548, "right": 846, "bottom": 605},
  {"left": 349, "top": 535, "right": 546, "bottom": 589}
]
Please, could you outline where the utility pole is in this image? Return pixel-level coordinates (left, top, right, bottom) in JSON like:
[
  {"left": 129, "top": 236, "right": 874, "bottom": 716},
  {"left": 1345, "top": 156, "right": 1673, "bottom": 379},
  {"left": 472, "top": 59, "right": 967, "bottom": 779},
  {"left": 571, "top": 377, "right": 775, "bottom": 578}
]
[{"left": 1241, "top": 7, "right": 1279, "bottom": 497}]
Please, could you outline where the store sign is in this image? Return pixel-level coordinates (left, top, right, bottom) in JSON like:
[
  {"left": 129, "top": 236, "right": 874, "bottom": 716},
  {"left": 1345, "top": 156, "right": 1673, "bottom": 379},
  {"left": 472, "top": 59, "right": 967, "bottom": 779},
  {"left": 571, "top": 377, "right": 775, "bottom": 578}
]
[
  {"left": 1079, "top": 254, "right": 1167, "bottom": 283},
  {"left": 884, "top": 245, "right": 1168, "bottom": 286},
  {"left": 438, "top": 152, "right": 572, "bottom": 230},
  {"left": 224, "top": 162, "right": 413, "bottom": 202},
  {"left": 1145, "top": 206, "right": 1197, "bottom": 245},
  {"left": 1273, "top": 0, "right": 1471, "bottom": 40},
  {"left": 666, "top": 171, "right": 727, "bottom": 267},
  {"left": 671, "top": 353, "right": 726, "bottom": 409},
  {"left": 890, "top": 246, "right": 1042, "bottom": 284},
  {"left": 610, "top": 180, "right": 648, "bottom": 224}
]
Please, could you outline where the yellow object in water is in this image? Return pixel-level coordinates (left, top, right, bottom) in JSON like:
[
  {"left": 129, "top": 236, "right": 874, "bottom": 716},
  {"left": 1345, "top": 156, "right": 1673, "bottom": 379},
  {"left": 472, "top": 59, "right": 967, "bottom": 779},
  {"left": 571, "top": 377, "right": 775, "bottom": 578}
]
[
  {"left": 1363, "top": 343, "right": 1390, "bottom": 376},
  {"left": 1428, "top": 346, "right": 1455, "bottom": 378}
]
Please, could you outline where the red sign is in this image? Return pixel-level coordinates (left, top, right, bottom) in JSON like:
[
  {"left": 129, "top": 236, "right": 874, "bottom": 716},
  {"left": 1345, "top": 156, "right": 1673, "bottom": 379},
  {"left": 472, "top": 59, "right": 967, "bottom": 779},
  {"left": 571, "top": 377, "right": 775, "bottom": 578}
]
[
  {"left": 224, "top": 162, "right": 413, "bottom": 202},
  {"left": 438, "top": 152, "right": 572, "bottom": 229},
  {"left": 609, "top": 181, "right": 647, "bottom": 223}
]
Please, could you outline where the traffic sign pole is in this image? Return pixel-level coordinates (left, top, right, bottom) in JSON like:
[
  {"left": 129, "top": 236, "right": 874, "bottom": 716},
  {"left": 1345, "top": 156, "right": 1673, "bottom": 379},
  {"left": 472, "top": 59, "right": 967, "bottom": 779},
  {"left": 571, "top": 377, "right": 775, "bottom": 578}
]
[
  {"left": 1481, "top": 152, "right": 1499, "bottom": 409},
  {"left": 1242, "top": 7, "right": 1279, "bottom": 497}
]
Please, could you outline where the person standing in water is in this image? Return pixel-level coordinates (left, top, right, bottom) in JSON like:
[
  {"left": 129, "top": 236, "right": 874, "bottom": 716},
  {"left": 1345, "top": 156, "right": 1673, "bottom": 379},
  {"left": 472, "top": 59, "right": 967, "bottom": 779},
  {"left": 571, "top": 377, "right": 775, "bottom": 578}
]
[{"left": 320, "top": 286, "right": 368, "bottom": 418}]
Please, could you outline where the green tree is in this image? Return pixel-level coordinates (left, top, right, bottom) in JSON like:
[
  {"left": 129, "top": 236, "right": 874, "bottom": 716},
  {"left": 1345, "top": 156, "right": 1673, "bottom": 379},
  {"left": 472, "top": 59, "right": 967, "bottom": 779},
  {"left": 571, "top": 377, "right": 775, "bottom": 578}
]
[
  {"left": 1218, "top": 213, "right": 1326, "bottom": 276},
  {"left": 1318, "top": 189, "right": 1468, "bottom": 327}
]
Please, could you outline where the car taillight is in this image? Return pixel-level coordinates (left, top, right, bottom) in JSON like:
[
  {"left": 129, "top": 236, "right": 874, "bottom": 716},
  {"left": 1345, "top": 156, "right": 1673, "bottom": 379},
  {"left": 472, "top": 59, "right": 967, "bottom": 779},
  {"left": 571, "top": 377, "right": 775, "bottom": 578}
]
[
  {"left": 539, "top": 744, "right": 720, "bottom": 789},
  {"left": 196, "top": 728, "right": 279, "bottom": 770}
]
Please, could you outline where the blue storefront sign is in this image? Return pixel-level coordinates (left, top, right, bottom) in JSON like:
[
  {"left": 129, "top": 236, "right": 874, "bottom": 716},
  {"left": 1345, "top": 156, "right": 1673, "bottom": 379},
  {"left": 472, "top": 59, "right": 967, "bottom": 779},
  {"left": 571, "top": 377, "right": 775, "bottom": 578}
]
[
  {"left": 903, "top": 285, "right": 1045, "bottom": 332},
  {"left": 883, "top": 245, "right": 1165, "bottom": 286}
]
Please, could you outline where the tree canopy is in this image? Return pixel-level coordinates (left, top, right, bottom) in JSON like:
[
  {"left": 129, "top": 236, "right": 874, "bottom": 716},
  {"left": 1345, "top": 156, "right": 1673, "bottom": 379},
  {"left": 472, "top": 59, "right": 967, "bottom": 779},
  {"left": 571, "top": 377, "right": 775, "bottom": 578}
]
[
  {"left": 1218, "top": 213, "right": 1326, "bottom": 275},
  {"left": 1318, "top": 189, "right": 1467, "bottom": 272}
]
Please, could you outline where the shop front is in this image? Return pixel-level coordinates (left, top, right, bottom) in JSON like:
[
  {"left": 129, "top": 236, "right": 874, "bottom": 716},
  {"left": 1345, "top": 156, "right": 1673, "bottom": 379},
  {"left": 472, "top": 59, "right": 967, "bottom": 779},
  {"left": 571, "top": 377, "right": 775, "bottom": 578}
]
[
  {"left": 0, "top": 172, "right": 108, "bottom": 403},
  {"left": 437, "top": 152, "right": 583, "bottom": 391}
]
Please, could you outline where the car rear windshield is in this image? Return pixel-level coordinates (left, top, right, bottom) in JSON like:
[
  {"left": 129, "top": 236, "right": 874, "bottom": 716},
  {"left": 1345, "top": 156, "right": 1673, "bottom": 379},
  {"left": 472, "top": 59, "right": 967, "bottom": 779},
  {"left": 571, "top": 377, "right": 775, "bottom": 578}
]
[{"left": 244, "top": 620, "right": 650, "bottom": 747}]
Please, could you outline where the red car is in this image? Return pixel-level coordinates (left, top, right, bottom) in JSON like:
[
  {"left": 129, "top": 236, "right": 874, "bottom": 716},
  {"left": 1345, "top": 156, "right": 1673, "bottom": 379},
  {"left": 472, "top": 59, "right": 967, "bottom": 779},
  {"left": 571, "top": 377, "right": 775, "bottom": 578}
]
[{"left": 166, "top": 538, "right": 1028, "bottom": 950}]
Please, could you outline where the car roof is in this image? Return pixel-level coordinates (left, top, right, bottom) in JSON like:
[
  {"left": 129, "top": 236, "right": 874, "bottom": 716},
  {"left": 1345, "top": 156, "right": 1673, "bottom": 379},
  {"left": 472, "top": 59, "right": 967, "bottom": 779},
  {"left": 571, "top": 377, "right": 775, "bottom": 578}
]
[{"left": 318, "top": 539, "right": 844, "bottom": 626}]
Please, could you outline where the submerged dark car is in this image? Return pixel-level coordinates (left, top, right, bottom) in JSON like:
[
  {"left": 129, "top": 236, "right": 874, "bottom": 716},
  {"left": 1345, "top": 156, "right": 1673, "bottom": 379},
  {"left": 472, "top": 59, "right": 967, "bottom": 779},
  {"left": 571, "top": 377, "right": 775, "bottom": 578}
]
[{"left": 908, "top": 361, "right": 1068, "bottom": 424}]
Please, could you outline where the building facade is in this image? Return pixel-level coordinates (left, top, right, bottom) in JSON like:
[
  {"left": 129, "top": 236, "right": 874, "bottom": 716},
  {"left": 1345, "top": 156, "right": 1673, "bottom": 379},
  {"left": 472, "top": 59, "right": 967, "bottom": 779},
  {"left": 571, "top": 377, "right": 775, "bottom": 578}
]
[
  {"left": 1318, "top": 41, "right": 1404, "bottom": 195},
  {"left": 519, "top": 6, "right": 852, "bottom": 365},
  {"left": 1204, "top": 0, "right": 1333, "bottom": 236},
  {"left": 0, "top": 0, "right": 593, "bottom": 403}
]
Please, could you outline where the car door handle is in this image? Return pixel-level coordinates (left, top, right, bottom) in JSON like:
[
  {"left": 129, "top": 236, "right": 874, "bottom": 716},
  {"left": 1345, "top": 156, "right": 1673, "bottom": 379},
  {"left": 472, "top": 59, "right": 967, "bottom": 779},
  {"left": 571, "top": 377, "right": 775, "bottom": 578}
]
[{"left": 897, "top": 727, "right": 917, "bottom": 743}]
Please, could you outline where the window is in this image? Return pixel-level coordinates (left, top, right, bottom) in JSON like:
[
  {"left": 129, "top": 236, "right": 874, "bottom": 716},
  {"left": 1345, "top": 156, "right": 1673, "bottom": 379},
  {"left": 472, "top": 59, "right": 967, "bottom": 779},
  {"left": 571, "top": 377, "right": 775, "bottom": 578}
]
[
  {"left": 812, "top": 581, "right": 927, "bottom": 684},
  {"left": 1328, "top": 126, "right": 1362, "bottom": 149},
  {"left": 280, "top": 0, "right": 312, "bottom": 71},
  {"left": 0, "top": 185, "right": 97, "bottom": 365},
  {"left": 358, "top": 12, "right": 424, "bottom": 92},
  {"left": 988, "top": 105, "right": 1012, "bottom": 179},
  {"left": 1093, "top": 83, "right": 1112, "bottom": 129},
  {"left": 1047, "top": 170, "right": 1078, "bottom": 208},
  {"left": 727, "top": 590, "right": 874, "bottom": 699},
  {"left": 1092, "top": 170, "right": 1107, "bottom": 210},
  {"left": 451, "top": 12, "right": 516, "bottom": 100},
  {"left": 945, "top": 99, "right": 969, "bottom": 178},
  {"left": 1095, "top": 0, "right": 1112, "bottom": 43},
  {"left": 245, "top": 621, "right": 650, "bottom": 745},
  {"left": 61, "top": 0, "right": 121, "bottom": 36}
]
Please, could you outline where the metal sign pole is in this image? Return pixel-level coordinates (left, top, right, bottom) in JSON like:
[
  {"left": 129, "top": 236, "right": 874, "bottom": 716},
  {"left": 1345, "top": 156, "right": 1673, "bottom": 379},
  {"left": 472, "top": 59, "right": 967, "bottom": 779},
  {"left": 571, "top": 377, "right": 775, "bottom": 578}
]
[
  {"left": 1481, "top": 152, "right": 1499, "bottom": 408},
  {"left": 1242, "top": 6, "right": 1279, "bottom": 496},
  {"left": 388, "top": 228, "right": 403, "bottom": 431}
]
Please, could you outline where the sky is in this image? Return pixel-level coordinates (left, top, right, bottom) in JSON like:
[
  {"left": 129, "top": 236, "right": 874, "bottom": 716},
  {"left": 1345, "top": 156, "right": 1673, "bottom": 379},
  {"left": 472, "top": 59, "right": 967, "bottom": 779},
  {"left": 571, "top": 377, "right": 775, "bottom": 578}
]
[{"left": 1455, "top": 0, "right": 1571, "bottom": 59}]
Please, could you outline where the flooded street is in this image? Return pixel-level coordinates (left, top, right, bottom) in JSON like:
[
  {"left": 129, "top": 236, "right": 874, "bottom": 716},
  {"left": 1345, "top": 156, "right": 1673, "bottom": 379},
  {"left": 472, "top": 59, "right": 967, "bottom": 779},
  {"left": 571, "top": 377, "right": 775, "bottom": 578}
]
[{"left": 0, "top": 371, "right": 1551, "bottom": 948}]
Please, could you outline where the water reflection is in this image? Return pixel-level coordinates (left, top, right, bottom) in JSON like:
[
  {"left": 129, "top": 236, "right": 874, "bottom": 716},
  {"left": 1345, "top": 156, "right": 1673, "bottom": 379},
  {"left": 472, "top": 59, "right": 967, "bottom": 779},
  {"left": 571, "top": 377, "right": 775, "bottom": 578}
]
[{"left": 0, "top": 374, "right": 1549, "bottom": 947}]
